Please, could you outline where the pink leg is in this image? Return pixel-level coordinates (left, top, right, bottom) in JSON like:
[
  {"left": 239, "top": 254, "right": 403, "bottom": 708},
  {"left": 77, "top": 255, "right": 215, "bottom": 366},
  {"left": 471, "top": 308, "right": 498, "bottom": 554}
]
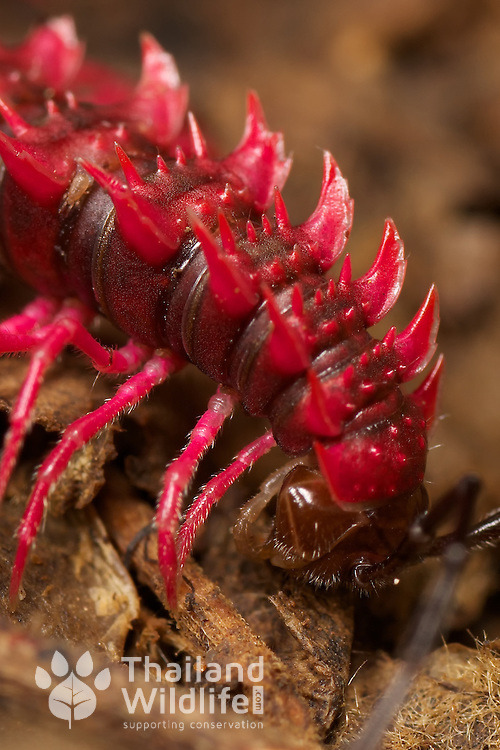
[
  {"left": 176, "top": 430, "right": 276, "bottom": 571},
  {"left": 0, "top": 301, "right": 82, "bottom": 503},
  {"left": 9, "top": 352, "right": 179, "bottom": 602},
  {"left": 1, "top": 298, "right": 150, "bottom": 372},
  {"left": 0, "top": 297, "right": 59, "bottom": 336},
  {"left": 156, "top": 387, "right": 238, "bottom": 609},
  {"left": 0, "top": 322, "right": 76, "bottom": 503},
  {"left": 62, "top": 307, "right": 152, "bottom": 373},
  {"left": 37, "top": 304, "right": 151, "bottom": 374},
  {"left": 0, "top": 302, "right": 152, "bottom": 503},
  {"left": 0, "top": 297, "right": 60, "bottom": 352}
]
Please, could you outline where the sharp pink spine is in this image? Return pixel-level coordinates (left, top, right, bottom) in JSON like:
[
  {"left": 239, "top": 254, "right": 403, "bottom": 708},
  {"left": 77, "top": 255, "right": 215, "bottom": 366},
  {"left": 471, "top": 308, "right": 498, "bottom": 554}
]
[
  {"left": 118, "top": 31, "right": 189, "bottom": 148},
  {"left": 410, "top": 353, "right": 444, "bottom": 425},
  {"left": 46, "top": 99, "right": 61, "bottom": 118},
  {"left": 382, "top": 326, "right": 396, "bottom": 348},
  {"left": 263, "top": 286, "right": 310, "bottom": 374},
  {"left": 187, "top": 111, "right": 209, "bottom": 159},
  {"left": 81, "top": 158, "right": 180, "bottom": 265},
  {"left": 115, "top": 142, "right": 144, "bottom": 188},
  {"left": 156, "top": 154, "right": 169, "bottom": 174},
  {"left": 65, "top": 91, "right": 77, "bottom": 110},
  {"left": 305, "top": 370, "right": 342, "bottom": 437},
  {"left": 298, "top": 151, "right": 353, "bottom": 271},
  {"left": 0, "top": 131, "right": 68, "bottom": 207},
  {"left": 0, "top": 98, "right": 31, "bottom": 137},
  {"left": 139, "top": 31, "right": 183, "bottom": 89},
  {"left": 217, "top": 210, "right": 236, "bottom": 255},
  {"left": 8, "top": 15, "right": 85, "bottom": 91},
  {"left": 175, "top": 146, "right": 186, "bottom": 166},
  {"left": 262, "top": 214, "right": 272, "bottom": 236},
  {"left": 291, "top": 284, "right": 304, "bottom": 318},
  {"left": 353, "top": 219, "right": 406, "bottom": 327},
  {"left": 190, "top": 212, "right": 259, "bottom": 317},
  {"left": 222, "top": 91, "right": 292, "bottom": 212},
  {"left": 274, "top": 187, "right": 292, "bottom": 236},
  {"left": 246, "top": 220, "right": 257, "bottom": 243},
  {"left": 395, "top": 286, "right": 439, "bottom": 381},
  {"left": 338, "top": 254, "right": 352, "bottom": 288}
]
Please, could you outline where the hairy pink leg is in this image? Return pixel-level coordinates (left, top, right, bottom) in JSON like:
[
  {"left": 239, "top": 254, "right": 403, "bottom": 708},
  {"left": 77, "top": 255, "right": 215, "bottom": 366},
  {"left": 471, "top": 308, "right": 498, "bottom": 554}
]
[
  {"left": 176, "top": 430, "right": 276, "bottom": 571},
  {"left": 9, "top": 353, "right": 179, "bottom": 602},
  {"left": 0, "top": 297, "right": 60, "bottom": 352},
  {"left": 1, "top": 298, "right": 150, "bottom": 371},
  {"left": 156, "top": 387, "right": 238, "bottom": 609},
  {"left": 0, "top": 331, "right": 41, "bottom": 352},
  {"left": 0, "top": 303, "right": 90, "bottom": 504},
  {"left": 0, "top": 300, "right": 152, "bottom": 502},
  {"left": 0, "top": 323, "right": 76, "bottom": 504},
  {"left": 0, "top": 299, "right": 59, "bottom": 499},
  {"left": 65, "top": 317, "right": 152, "bottom": 373},
  {"left": 0, "top": 297, "right": 59, "bottom": 336}
]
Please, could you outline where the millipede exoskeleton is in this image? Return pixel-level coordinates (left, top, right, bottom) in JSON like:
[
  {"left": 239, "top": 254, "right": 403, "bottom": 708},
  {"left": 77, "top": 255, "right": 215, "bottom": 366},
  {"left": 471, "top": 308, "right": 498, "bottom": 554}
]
[{"left": 0, "top": 17, "right": 499, "bottom": 616}]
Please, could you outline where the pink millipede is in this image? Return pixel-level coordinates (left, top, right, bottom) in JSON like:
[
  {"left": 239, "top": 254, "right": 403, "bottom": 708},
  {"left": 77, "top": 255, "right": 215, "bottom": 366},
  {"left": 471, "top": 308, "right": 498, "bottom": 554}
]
[{"left": 0, "top": 16, "right": 498, "bottom": 627}]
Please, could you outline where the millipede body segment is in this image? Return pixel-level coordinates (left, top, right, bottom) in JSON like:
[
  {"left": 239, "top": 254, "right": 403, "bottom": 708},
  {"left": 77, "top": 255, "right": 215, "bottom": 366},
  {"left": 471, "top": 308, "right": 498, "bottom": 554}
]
[{"left": 0, "top": 17, "right": 449, "bottom": 607}]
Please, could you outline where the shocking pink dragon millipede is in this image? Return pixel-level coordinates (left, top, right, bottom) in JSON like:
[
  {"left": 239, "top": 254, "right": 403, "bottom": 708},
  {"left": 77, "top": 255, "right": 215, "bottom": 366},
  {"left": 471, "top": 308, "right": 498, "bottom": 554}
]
[{"left": 0, "top": 17, "right": 497, "bottom": 612}]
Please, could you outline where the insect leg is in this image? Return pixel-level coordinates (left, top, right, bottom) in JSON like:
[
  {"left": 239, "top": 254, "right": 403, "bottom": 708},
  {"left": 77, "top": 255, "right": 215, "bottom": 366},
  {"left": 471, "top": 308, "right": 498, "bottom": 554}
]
[
  {"left": 0, "top": 303, "right": 93, "bottom": 504},
  {"left": 0, "top": 300, "right": 152, "bottom": 502},
  {"left": 9, "top": 352, "right": 178, "bottom": 603},
  {"left": 0, "top": 324, "right": 74, "bottom": 503},
  {"left": 1, "top": 298, "right": 151, "bottom": 373},
  {"left": 353, "top": 475, "right": 482, "bottom": 587},
  {"left": 0, "top": 297, "right": 58, "bottom": 338},
  {"left": 176, "top": 430, "right": 276, "bottom": 571},
  {"left": 65, "top": 319, "right": 152, "bottom": 374},
  {"left": 0, "top": 299, "right": 61, "bottom": 500},
  {"left": 155, "top": 386, "right": 238, "bottom": 610}
]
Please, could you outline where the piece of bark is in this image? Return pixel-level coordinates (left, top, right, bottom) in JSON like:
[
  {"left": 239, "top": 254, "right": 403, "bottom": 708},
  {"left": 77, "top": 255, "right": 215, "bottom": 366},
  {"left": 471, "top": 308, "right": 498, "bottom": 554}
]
[
  {"left": 0, "top": 492, "right": 140, "bottom": 661},
  {"left": 270, "top": 587, "right": 352, "bottom": 736},
  {"left": 0, "top": 621, "right": 316, "bottom": 750},
  {"left": 201, "top": 516, "right": 354, "bottom": 738}
]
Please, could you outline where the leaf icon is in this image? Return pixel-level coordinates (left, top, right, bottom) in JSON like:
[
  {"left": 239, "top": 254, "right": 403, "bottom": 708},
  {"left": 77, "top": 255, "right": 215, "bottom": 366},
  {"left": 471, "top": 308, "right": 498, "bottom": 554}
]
[
  {"left": 48, "top": 672, "right": 97, "bottom": 728},
  {"left": 94, "top": 667, "right": 111, "bottom": 691},
  {"left": 48, "top": 677, "right": 74, "bottom": 727},
  {"left": 73, "top": 677, "right": 97, "bottom": 722},
  {"left": 35, "top": 666, "right": 52, "bottom": 690},
  {"left": 75, "top": 651, "right": 93, "bottom": 677},
  {"left": 51, "top": 651, "right": 69, "bottom": 677}
]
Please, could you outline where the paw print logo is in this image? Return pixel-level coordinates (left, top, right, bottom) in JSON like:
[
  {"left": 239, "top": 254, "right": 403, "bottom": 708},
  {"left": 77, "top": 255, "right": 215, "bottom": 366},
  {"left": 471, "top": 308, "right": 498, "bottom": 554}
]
[{"left": 35, "top": 650, "right": 111, "bottom": 728}]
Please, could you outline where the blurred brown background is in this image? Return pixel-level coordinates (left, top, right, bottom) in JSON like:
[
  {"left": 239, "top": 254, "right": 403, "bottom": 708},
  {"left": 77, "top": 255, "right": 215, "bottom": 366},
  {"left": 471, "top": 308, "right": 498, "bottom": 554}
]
[{"left": 1, "top": 0, "right": 498, "bottom": 511}]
